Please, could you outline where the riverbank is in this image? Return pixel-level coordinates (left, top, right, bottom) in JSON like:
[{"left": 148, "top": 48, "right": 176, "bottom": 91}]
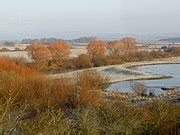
[{"left": 48, "top": 57, "right": 180, "bottom": 83}]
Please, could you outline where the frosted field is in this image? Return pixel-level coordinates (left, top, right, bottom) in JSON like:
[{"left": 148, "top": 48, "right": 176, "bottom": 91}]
[
  {"left": 0, "top": 51, "right": 32, "bottom": 61},
  {"left": 70, "top": 46, "right": 87, "bottom": 58},
  {"left": 0, "top": 46, "right": 87, "bottom": 60}
]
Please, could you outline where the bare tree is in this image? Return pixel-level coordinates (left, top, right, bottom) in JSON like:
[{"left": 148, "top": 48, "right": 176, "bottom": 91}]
[
  {"left": 121, "top": 37, "right": 138, "bottom": 55},
  {"left": 107, "top": 40, "right": 124, "bottom": 57},
  {"left": 131, "top": 82, "right": 148, "bottom": 97}
]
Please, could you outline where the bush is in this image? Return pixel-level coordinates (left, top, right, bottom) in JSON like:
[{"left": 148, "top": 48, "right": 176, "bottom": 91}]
[
  {"left": 131, "top": 82, "right": 148, "bottom": 97},
  {"left": 170, "top": 47, "right": 180, "bottom": 56},
  {"left": 75, "top": 70, "right": 109, "bottom": 106},
  {"left": 73, "top": 54, "right": 93, "bottom": 69},
  {"left": 96, "top": 100, "right": 141, "bottom": 134},
  {"left": 0, "top": 57, "right": 36, "bottom": 75},
  {"left": 0, "top": 48, "right": 9, "bottom": 51},
  {"left": 138, "top": 100, "right": 179, "bottom": 134},
  {"left": 0, "top": 71, "right": 50, "bottom": 107},
  {"left": 0, "top": 66, "right": 109, "bottom": 108},
  {"left": 91, "top": 55, "right": 109, "bottom": 67}
]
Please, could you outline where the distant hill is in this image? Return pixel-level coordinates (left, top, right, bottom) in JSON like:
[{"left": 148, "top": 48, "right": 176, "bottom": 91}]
[{"left": 158, "top": 37, "right": 180, "bottom": 43}]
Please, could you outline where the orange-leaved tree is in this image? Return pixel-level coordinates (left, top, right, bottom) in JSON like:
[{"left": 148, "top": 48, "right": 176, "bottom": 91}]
[
  {"left": 48, "top": 41, "right": 70, "bottom": 61},
  {"left": 26, "top": 43, "right": 52, "bottom": 70},
  {"left": 87, "top": 40, "right": 107, "bottom": 57},
  {"left": 48, "top": 41, "right": 71, "bottom": 69}
]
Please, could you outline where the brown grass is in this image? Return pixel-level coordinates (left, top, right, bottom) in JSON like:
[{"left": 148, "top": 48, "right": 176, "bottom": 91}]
[
  {"left": 0, "top": 58, "right": 109, "bottom": 109},
  {"left": 0, "top": 57, "right": 36, "bottom": 75}
]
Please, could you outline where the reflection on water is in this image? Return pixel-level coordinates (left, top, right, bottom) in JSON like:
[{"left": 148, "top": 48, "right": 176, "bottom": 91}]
[{"left": 108, "top": 64, "right": 180, "bottom": 95}]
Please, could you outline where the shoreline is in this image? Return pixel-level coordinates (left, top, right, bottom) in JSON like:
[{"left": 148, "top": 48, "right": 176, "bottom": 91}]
[
  {"left": 48, "top": 57, "right": 180, "bottom": 83},
  {"left": 121, "top": 57, "right": 180, "bottom": 68},
  {"left": 105, "top": 57, "right": 180, "bottom": 83}
]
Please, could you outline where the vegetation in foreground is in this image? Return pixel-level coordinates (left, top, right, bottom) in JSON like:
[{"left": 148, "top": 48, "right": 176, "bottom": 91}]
[{"left": 0, "top": 57, "right": 179, "bottom": 135}]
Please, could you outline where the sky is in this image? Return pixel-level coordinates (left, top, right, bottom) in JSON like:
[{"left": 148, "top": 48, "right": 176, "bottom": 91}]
[{"left": 0, "top": 0, "right": 180, "bottom": 40}]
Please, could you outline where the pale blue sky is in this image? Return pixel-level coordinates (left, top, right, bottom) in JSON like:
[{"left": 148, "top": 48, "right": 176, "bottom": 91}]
[{"left": 0, "top": 0, "right": 180, "bottom": 40}]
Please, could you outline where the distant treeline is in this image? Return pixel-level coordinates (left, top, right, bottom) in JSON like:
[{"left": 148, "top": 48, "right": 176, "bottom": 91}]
[{"left": 21, "top": 36, "right": 97, "bottom": 44}]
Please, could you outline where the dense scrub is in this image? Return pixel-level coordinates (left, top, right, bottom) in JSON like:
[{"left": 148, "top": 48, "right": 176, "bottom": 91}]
[
  {"left": 0, "top": 57, "right": 179, "bottom": 134},
  {"left": 0, "top": 58, "right": 108, "bottom": 108},
  {"left": 72, "top": 48, "right": 180, "bottom": 69},
  {"left": 0, "top": 57, "right": 36, "bottom": 75}
]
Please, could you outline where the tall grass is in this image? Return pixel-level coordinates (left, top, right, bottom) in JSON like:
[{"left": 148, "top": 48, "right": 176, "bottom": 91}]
[
  {"left": 0, "top": 57, "right": 36, "bottom": 75},
  {"left": 0, "top": 58, "right": 109, "bottom": 134}
]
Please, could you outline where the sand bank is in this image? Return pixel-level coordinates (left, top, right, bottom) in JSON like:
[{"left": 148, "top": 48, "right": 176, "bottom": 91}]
[{"left": 48, "top": 57, "right": 180, "bottom": 83}]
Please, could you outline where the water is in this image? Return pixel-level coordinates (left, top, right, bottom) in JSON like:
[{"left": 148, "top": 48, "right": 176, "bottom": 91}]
[{"left": 107, "top": 64, "right": 180, "bottom": 95}]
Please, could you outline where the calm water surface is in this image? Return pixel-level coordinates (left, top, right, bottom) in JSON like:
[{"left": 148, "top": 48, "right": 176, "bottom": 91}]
[{"left": 107, "top": 64, "right": 180, "bottom": 95}]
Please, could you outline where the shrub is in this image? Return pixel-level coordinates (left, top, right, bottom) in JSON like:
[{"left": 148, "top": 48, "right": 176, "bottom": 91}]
[
  {"left": 0, "top": 71, "right": 50, "bottom": 107},
  {"left": 138, "top": 100, "right": 179, "bottom": 134},
  {"left": 0, "top": 67, "right": 109, "bottom": 109},
  {"left": 75, "top": 70, "right": 109, "bottom": 106},
  {"left": 170, "top": 47, "right": 180, "bottom": 56},
  {"left": 131, "top": 82, "right": 148, "bottom": 97},
  {"left": 91, "top": 55, "right": 109, "bottom": 67},
  {"left": 73, "top": 54, "right": 93, "bottom": 69},
  {"left": 96, "top": 100, "right": 142, "bottom": 134},
  {"left": 0, "top": 57, "right": 36, "bottom": 75}
]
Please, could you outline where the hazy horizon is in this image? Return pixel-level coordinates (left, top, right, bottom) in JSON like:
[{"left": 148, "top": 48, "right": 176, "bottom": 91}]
[{"left": 0, "top": 0, "right": 180, "bottom": 40}]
